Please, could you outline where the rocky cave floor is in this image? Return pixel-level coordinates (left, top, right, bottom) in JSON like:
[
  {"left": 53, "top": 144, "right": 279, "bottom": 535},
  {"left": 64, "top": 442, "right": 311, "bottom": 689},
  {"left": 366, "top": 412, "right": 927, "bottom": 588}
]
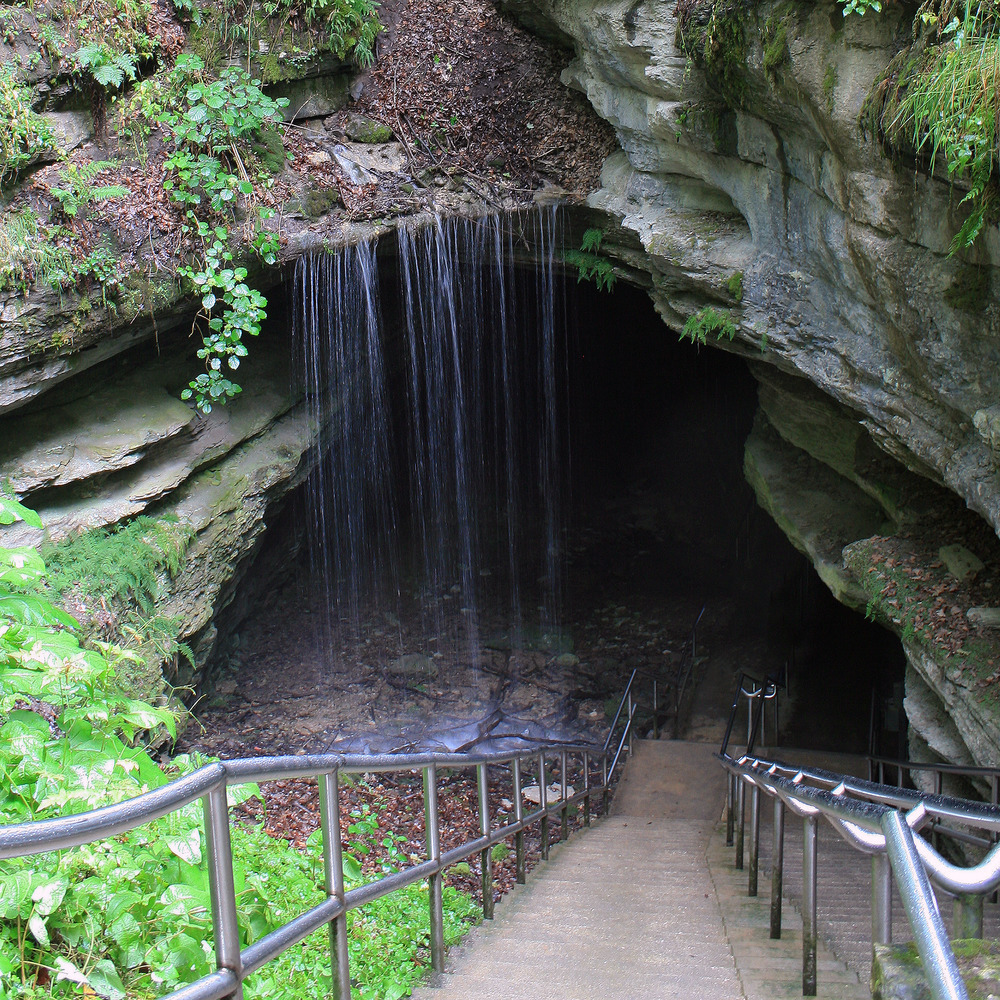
[{"left": 174, "top": 492, "right": 803, "bottom": 905}]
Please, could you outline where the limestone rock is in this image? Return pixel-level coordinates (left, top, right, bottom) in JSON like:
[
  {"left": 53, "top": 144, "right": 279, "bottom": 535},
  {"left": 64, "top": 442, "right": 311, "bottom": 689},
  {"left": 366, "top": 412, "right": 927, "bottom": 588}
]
[
  {"left": 939, "top": 544, "right": 984, "bottom": 581},
  {"left": 41, "top": 111, "right": 94, "bottom": 156},
  {"left": 344, "top": 113, "right": 394, "bottom": 143},
  {"left": 743, "top": 412, "right": 883, "bottom": 609}
]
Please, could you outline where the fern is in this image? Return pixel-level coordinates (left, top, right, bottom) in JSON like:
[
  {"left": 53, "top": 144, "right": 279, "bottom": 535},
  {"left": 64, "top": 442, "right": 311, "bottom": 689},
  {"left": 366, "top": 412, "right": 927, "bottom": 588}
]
[
  {"left": 49, "top": 160, "right": 128, "bottom": 218},
  {"left": 44, "top": 515, "right": 195, "bottom": 614},
  {"left": 680, "top": 306, "right": 738, "bottom": 345},
  {"left": 564, "top": 229, "right": 617, "bottom": 292},
  {"left": 73, "top": 44, "right": 139, "bottom": 90}
]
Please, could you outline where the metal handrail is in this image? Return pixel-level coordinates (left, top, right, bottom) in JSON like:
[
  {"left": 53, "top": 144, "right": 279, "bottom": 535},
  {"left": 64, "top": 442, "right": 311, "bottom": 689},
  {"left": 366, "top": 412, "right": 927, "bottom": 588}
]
[
  {"left": 718, "top": 751, "right": 1000, "bottom": 1000},
  {"left": 719, "top": 670, "right": 780, "bottom": 760},
  {"left": 0, "top": 669, "right": 668, "bottom": 1000}
]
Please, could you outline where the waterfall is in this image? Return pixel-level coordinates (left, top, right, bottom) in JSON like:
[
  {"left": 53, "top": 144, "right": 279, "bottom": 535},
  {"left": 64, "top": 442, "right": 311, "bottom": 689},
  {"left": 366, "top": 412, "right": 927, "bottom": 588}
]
[{"left": 292, "top": 209, "right": 568, "bottom": 667}]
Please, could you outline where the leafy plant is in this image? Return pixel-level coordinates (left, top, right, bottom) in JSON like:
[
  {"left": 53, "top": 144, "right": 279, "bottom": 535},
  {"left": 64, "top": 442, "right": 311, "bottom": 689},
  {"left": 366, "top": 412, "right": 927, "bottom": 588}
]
[
  {"left": 48, "top": 160, "right": 129, "bottom": 219},
  {"left": 0, "top": 64, "right": 57, "bottom": 186},
  {"left": 564, "top": 228, "right": 617, "bottom": 292},
  {"left": 1, "top": 499, "right": 479, "bottom": 999},
  {"left": 680, "top": 305, "right": 738, "bottom": 345},
  {"left": 44, "top": 515, "right": 194, "bottom": 617},
  {"left": 156, "top": 54, "right": 286, "bottom": 413}
]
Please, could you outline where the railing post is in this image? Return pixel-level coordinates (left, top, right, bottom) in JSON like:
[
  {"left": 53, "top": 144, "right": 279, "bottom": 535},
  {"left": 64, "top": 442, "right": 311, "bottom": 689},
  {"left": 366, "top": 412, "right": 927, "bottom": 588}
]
[
  {"left": 202, "top": 784, "right": 244, "bottom": 1000},
  {"left": 583, "top": 751, "right": 591, "bottom": 827},
  {"left": 802, "top": 814, "right": 818, "bottom": 997},
  {"left": 954, "top": 894, "right": 984, "bottom": 940},
  {"left": 423, "top": 766, "right": 445, "bottom": 972},
  {"left": 627, "top": 691, "right": 634, "bottom": 756},
  {"left": 735, "top": 778, "right": 746, "bottom": 871},
  {"left": 319, "top": 771, "right": 351, "bottom": 1000},
  {"left": 602, "top": 755, "right": 609, "bottom": 816},
  {"left": 872, "top": 852, "right": 892, "bottom": 948},
  {"left": 652, "top": 679, "right": 659, "bottom": 740},
  {"left": 477, "top": 763, "right": 494, "bottom": 919},
  {"left": 726, "top": 772, "right": 735, "bottom": 847},
  {"left": 560, "top": 752, "right": 569, "bottom": 842},
  {"left": 770, "top": 797, "right": 784, "bottom": 939},
  {"left": 539, "top": 753, "right": 550, "bottom": 860},
  {"left": 513, "top": 757, "right": 526, "bottom": 884},
  {"left": 748, "top": 783, "right": 760, "bottom": 897}
]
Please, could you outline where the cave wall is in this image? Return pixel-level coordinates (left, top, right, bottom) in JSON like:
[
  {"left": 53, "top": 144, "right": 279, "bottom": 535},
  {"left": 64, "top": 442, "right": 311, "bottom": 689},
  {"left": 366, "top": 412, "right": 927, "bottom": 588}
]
[{"left": 503, "top": 0, "right": 1000, "bottom": 766}]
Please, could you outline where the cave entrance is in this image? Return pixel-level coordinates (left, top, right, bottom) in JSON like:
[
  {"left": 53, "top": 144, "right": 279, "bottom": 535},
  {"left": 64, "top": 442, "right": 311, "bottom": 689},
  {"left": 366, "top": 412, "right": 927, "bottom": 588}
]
[{"left": 194, "top": 213, "right": 905, "bottom": 757}]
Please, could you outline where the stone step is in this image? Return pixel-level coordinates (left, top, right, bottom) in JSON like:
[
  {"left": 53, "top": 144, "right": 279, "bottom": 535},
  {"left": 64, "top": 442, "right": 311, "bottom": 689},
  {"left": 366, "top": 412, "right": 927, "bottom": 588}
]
[{"left": 411, "top": 740, "right": 874, "bottom": 1000}]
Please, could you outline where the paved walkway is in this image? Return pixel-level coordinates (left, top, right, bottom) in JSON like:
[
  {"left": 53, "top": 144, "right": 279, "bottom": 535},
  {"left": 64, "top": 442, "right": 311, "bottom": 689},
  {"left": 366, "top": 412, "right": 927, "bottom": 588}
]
[{"left": 411, "top": 740, "right": 870, "bottom": 1000}]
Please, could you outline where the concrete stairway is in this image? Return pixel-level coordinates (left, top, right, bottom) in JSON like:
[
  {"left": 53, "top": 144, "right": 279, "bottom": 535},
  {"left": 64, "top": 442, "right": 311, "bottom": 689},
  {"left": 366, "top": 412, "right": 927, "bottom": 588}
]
[{"left": 410, "top": 740, "right": 870, "bottom": 1000}]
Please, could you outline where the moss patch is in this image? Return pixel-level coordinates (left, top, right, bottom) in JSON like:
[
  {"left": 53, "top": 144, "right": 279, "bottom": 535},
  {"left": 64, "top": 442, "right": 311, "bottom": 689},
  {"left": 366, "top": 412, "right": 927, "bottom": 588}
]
[
  {"left": 944, "top": 264, "right": 990, "bottom": 314},
  {"left": 823, "top": 63, "right": 838, "bottom": 113},
  {"left": 251, "top": 127, "right": 288, "bottom": 174},
  {"left": 725, "top": 270, "right": 744, "bottom": 301}
]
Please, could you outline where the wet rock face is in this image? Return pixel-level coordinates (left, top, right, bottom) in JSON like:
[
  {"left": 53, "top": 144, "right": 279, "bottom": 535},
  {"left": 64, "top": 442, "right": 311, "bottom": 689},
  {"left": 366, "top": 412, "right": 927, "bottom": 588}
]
[
  {"left": 507, "top": 0, "right": 1000, "bottom": 533},
  {"left": 501, "top": 0, "right": 1000, "bottom": 767}
]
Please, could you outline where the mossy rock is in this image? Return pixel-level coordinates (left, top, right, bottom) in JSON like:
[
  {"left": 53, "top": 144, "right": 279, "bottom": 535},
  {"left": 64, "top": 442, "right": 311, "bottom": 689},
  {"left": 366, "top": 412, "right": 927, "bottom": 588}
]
[
  {"left": 251, "top": 127, "right": 287, "bottom": 174},
  {"left": 345, "top": 113, "right": 394, "bottom": 143},
  {"left": 302, "top": 184, "right": 341, "bottom": 217},
  {"left": 872, "top": 940, "right": 1000, "bottom": 1000},
  {"left": 945, "top": 264, "right": 990, "bottom": 314}
]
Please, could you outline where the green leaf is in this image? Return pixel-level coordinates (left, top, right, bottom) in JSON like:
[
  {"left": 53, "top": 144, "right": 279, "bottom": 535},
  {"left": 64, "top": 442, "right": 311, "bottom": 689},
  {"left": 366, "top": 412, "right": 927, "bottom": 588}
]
[
  {"left": 31, "top": 877, "right": 69, "bottom": 916},
  {"left": 87, "top": 958, "right": 126, "bottom": 1000},
  {"left": 166, "top": 826, "right": 202, "bottom": 864},
  {"left": 0, "top": 593, "right": 77, "bottom": 628},
  {"left": 342, "top": 853, "right": 363, "bottom": 883},
  {"left": 93, "top": 63, "right": 125, "bottom": 88},
  {"left": 0, "top": 496, "right": 43, "bottom": 527},
  {"left": 28, "top": 911, "right": 49, "bottom": 947}
]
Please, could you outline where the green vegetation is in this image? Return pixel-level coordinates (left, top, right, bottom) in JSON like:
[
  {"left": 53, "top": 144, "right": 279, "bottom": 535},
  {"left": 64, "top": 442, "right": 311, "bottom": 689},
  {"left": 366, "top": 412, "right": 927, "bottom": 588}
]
[
  {"left": 823, "top": 63, "right": 838, "bottom": 113},
  {"left": 864, "top": 0, "right": 1000, "bottom": 252},
  {"left": 48, "top": 161, "right": 129, "bottom": 220},
  {"left": 153, "top": 53, "right": 287, "bottom": 412},
  {"left": 44, "top": 515, "right": 194, "bottom": 618},
  {"left": 944, "top": 262, "right": 990, "bottom": 312},
  {"left": 188, "top": 0, "right": 381, "bottom": 81},
  {"left": 564, "top": 228, "right": 617, "bottom": 292},
  {"left": 0, "top": 209, "right": 75, "bottom": 294},
  {"left": 0, "top": 65, "right": 57, "bottom": 187},
  {"left": 0, "top": 499, "right": 479, "bottom": 998},
  {"left": 676, "top": 3, "right": 750, "bottom": 109},
  {"left": 725, "top": 270, "right": 744, "bottom": 302},
  {"left": 761, "top": 6, "right": 793, "bottom": 81},
  {"left": 680, "top": 305, "right": 738, "bottom": 345}
]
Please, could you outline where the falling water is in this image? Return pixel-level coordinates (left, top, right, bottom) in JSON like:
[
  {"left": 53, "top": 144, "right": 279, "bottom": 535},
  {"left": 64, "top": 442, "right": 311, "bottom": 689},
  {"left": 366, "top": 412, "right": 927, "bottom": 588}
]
[{"left": 292, "top": 209, "right": 569, "bottom": 666}]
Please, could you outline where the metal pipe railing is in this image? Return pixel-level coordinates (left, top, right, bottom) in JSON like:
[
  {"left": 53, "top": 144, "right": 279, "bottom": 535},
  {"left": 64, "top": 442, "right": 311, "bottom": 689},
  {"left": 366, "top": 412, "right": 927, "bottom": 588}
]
[
  {"left": 718, "top": 751, "right": 1000, "bottom": 1000},
  {"left": 0, "top": 662, "right": 675, "bottom": 1000}
]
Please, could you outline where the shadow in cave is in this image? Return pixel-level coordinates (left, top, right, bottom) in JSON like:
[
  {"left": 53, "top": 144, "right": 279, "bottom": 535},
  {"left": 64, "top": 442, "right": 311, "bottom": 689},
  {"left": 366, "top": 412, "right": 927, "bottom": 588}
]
[{"left": 191, "top": 227, "right": 905, "bottom": 759}]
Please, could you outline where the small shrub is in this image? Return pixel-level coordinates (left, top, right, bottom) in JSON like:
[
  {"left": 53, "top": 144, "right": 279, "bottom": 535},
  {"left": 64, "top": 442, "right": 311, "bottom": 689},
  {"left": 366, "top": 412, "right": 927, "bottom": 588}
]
[{"left": 0, "top": 208, "right": 75, "bottom": 293}]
